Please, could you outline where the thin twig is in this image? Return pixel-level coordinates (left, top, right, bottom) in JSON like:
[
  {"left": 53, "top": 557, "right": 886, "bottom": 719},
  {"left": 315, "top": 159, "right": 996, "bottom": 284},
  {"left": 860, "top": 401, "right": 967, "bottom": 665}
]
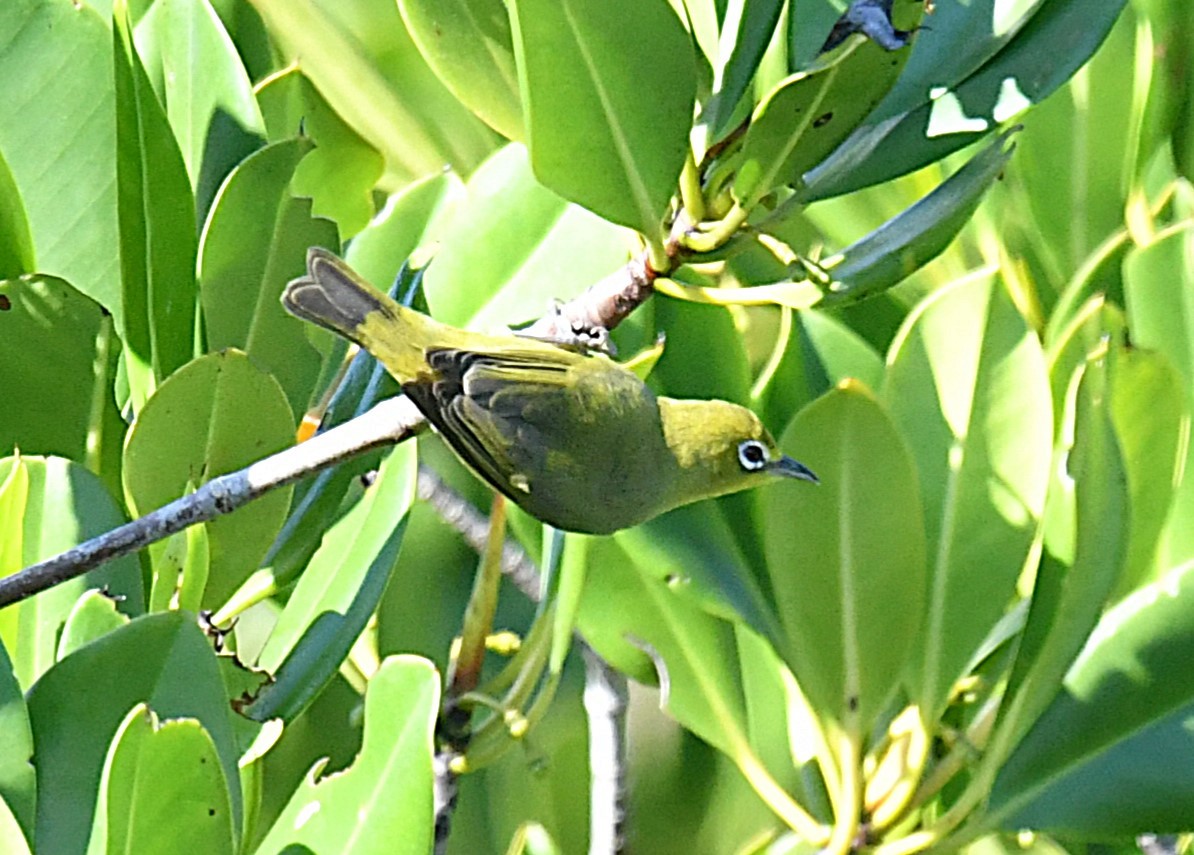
[
  {"left": 416, "top": 464, "right": 541, "bottom": 601},
  {"left": 0, "top": 396, "right": 425, "bottom": 608},
  {"left": 582, "top": 642, "right": 629, "bottom": 855}
]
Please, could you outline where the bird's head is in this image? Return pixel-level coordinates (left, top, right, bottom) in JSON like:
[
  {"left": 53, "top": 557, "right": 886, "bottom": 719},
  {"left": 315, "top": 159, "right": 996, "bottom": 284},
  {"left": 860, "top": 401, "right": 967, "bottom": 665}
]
[{"left": 658, "top": 398, "right": 818, "bottom": 507}]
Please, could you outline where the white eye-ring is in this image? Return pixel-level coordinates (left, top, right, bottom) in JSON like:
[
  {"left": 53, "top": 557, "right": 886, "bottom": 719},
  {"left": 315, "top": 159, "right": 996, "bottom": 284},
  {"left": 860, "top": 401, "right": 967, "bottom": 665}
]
[{"left": 737, "top": 440, "right": 770, "bottom": 472}]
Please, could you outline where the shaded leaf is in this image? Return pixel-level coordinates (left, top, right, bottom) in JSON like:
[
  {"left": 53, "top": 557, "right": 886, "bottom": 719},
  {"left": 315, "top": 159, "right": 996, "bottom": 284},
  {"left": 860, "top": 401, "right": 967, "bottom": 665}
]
[
  {"left": 122, "top": 351, "right": 294, "bottom": 609},
  {"left": 764, "top": 383, "right": 926, "bottom": 728},
  {"left": 26, "top": 612, "right": 240, "bottom": 855},
  {"left": 508, "top": 0, "right": 696, "bottom": 233},
  {"left": 198, "top": 138, "right": 339, "bottom": 416}
]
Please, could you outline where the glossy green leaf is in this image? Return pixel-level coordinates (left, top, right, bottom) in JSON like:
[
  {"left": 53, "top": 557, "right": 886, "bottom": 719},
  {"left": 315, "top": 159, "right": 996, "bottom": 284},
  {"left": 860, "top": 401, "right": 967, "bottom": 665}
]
[
  {"left": 991, "top": 354, "right": 1129, "bottom": 768},
  {"left": 26, "top": 612, "right": 240, "bottom": 855},
  {"left": 0, "top": 1, "right": 120, "bottom": 321},
  {"left": 0, "top": 148, "right": 32, "bottom": 279},
  {"left": 114, "top": 0, "right": 199, "bottom": 408},
  {"left": 423, "top": 144, "right": 632, "bottom": 331},
  {"left": 613, "top": 503, "right": 778, "bottom": 641},
  {"left": 700, "top": 0, "right": 784, "bottom": 144},
  {"left": 133, "top": 0, "right": 265, "bottom": 204},
  {"left": 255, "top": 67, "right": 384, "bottom": 240},
  {"left": 0, "top": 276, "right": 124, "bottom": 473},
  {"left": 736, "top": 14, "right": 920, "bottom": 204},
  {"left": 255, "top": 655, "right": 439, "bottom": 855},
  {"left": 882, "top": 273, "right": 1051, "bottom": 716},
  {"left": 751, "top": 307, "right": 885, "bottom": 438},
  {"left": 250, "top": 0, "right": 497, "bottom": 184},
  {"left": 122, "top": 351, "right": 294, "bottom": 609},
  {"left": 1107, "top": 347, "right": 1185, "bottom": 598},
  {"left": 90, "top": 705, "right": 235, "bottom": 855},
  {"left": 507, "top": 0, "right": 696, "bottom": 234},
  {"left": 1124, "top": 224, "right": 1194, "bottom": 572},
  {"left": 0, "top": 456, "right": 144, "bottom": 690},
  {"left": 398, "top": 0, "right": 523, "bottom": 140},
  {"left": 764, "top": 384, "right": 926, "bottom": 728},
  {"left": 815, "top": 131, "right": 1017, "bottom": 306},
  {"left": 249, "top": 443, "right": 415, "bottom": 723},
  {"left": 56, "top": 590, "right": 130, "bottom": 661},
  {"left": 997, "top": 7, "right": 1137, "bottom": 284},
  {"left": 0, "top": 639, "right": 34, "bottom": 846},
  {"left": 802, "top": 0, "right": 1127, "bottom": 201},
  {"left": 346, "top": 171, "right": 465, "bottom": 289},
  {"left": 990, "top": 559, "right": 1194, "bottom": 834},
  {"left": 578, "top": 540, "right": 748, "bottom": 757},
  {"left": 199, "top": 138, "right": 339, "bottom": 416}
]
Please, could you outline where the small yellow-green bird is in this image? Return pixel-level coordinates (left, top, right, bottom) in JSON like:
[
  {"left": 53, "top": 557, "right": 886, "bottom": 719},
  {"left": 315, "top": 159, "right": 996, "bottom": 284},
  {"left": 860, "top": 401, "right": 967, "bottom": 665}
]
[{"left": 283, "top": 248, "right": 817, "bottom": 534}]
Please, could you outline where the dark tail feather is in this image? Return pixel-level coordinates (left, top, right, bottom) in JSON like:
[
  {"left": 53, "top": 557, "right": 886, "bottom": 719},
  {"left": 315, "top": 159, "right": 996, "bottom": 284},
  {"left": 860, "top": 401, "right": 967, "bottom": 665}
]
[{"left": 282, "top": 248, "right": 389, "bottom": 345}]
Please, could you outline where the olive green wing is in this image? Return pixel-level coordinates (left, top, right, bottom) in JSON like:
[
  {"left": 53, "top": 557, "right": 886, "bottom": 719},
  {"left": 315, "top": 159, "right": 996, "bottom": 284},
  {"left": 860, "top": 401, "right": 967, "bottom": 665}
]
[{"left": 401, "top": 347, "right": 595, "bottom": 503}]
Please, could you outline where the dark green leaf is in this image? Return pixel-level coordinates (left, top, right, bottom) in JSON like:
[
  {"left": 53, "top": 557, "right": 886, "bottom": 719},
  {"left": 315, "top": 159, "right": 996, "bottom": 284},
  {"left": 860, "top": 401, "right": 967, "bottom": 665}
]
[
  {"left": 198, "top": 138, "right": 339, "bottom": 417},
  {"left": 122, "top": 351, "right": 295, "bottom": 609},
  {"left": 764, "top": 384, "right": 926, "bottom": 728},
  {"left": 248, "top": 443, "right": 415, "bottom": 723},
  {"left": 26, "top": 612, "right": 241, "bottom": 855},
  {"left": 507, "top": 0, "right": 696, "bottom": 233}
]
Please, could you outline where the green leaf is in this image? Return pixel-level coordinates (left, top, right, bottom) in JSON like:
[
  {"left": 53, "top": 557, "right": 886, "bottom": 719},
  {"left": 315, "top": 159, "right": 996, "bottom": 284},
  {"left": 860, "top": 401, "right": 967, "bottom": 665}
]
[
  {"left": 249, "top": 443, "right": 415, "bottom": 723},
  {"left": 699, "top": 0, "right": 784, "bottom": 144},
  {"left": 1124, "top": 224, "right": 1194, "bottom": 572},
  {"left": 507, "top": 0, "right": 696, "bottom": 234},
  {"left": 882, "top": 273, "right": 1051, "bottom": 716},
  {"left": 764, "top": 384, "right": 926, "bottom": 728},
  {"left": 255, "top": 68, "right": 384, "bottom": 240},
  {"left": 26, "top": 612, "right": 241, "bottom": 855},
  {"left": 250, "top": 0, "right": 497, "bottom": 184},
  {"left": 613, "top": 503, "right": 778, "bottom": 641},
  {"left": 122, "top": 351, "right": 295, "bottom": 610},
  {"left": 90, "top": 705, "right": 235, "bottom": 855},
  {"left": 751, "top": 307, "right": 885, "bottom": 439},
  {"left": 802, "top": 0, "right": 1127, "bottom": 201},
  {"left": 254, "top": 655, "right": 439, "bottom": 855},
  {"left": 0, "top": 1, "right": 120, "bottom": 321},
  {"left": 814, "top": 131, "right": 1017, "bottom": 306},
  {"left": 198, "top": 138, "right": 339, "bottom": 417},
  {"left": 0, "top": 455, "right": 144, "bottom": 690},
  {"left": 56, "top": 590, "right": 131, "bottom": 661},
  {"left": 578, "top": 541, "right": 748, "bottom": 757},
  {"left": 0, "top": 639, "right": 34, "bottom": 846},
  {"left": 991, "top": 353, "right": 1129, "bottom": 770},
  {"left": 0, "top": 276, "right": 124, "bottom": 475},
  {"left": 133, "top": 0, "right": 265, "bottom": 212},
  {"left": 990, "top": 560, "right": 1194, "bottom": 834},
  {"left": 114, "top": 0, "right": 199, "bottom": 407},
  {"left": 0, "top": 148, "right": 32, "bottom": 278},
  {"left": 1107, "top": 347, "right": 1185, "bottom": 598},
  {"left": 422, "top": 144, "right": 632, "bottom": 330},
  {"left": 398, "top": 0, "right": 523, "bottom": 140},
  {"left": 735, "top": 13, "right": 920, "bottom": 204},
  {"left": 345, "top": 171, "right": 465, "bottom": 289}
]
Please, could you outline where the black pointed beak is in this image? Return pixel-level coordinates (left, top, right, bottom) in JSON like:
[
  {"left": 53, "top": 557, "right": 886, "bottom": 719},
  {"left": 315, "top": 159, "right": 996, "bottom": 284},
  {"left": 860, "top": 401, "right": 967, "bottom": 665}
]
[{"left": 769, "top": 455, "right": 819, "bottom": 484}]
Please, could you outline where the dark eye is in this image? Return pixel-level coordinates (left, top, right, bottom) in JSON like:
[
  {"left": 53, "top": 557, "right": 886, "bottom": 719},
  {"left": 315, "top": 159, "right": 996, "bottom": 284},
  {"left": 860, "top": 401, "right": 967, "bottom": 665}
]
[{"left": 737, "top": 440, "right": 769, "bottom": 471}]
